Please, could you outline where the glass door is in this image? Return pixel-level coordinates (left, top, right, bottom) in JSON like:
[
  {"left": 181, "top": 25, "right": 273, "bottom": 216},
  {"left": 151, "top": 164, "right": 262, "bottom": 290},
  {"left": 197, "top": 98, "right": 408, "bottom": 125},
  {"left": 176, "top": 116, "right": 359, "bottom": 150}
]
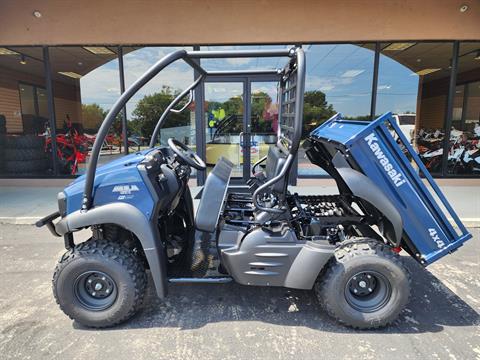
[
  {"left": 202, "top": 78, "right": 279, "bottom": 182},
  {"left": 204, "top": 81, "right": 246, "bottom": 179},
  {"left": 249, "top": 81, "right": 279, "bottom": 175}
]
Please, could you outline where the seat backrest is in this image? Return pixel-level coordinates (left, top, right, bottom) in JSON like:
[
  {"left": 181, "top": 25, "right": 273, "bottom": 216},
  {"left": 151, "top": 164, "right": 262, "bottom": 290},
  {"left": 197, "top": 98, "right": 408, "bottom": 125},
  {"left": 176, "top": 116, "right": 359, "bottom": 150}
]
[
  {"left": 264, "top": 145, "right": 289, "bottom": 193},
  {"left": 195, "top": 157, "right": 233, "bottom": 232}
]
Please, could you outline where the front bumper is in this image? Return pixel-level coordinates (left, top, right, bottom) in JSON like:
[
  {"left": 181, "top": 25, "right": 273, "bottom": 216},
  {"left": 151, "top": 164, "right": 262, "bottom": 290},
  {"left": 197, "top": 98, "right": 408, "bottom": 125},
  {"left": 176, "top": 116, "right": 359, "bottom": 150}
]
[{"left": 35, "top": 211, "right": 61, "bottom": 237}]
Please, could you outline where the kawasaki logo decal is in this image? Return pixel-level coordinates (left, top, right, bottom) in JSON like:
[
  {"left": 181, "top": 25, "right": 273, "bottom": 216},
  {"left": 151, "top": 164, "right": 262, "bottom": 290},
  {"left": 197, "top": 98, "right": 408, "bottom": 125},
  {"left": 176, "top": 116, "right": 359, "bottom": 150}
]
[
  {"left": 112, "top": 185, "right": 140, "bottom": 195},
  {"left": 364, "top": 133, "right": 406, "bottom": 187},
  {"left": 112, "top": 184, "right": 139, "bottom": 200}
]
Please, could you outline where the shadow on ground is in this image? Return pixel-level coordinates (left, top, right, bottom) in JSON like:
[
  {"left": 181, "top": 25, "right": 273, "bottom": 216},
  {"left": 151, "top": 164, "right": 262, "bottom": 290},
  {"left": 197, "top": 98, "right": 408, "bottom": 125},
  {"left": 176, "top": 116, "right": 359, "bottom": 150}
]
[{"left": 75, "top": 257, "right": 480, "bottom": 334}]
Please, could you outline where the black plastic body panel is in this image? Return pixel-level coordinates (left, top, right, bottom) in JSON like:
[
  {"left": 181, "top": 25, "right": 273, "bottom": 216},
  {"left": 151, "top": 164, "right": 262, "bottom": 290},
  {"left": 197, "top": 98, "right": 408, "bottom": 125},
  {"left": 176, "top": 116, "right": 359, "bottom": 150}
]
[{"left": 54, "top": 202, "right": 168, "bottom": 298}]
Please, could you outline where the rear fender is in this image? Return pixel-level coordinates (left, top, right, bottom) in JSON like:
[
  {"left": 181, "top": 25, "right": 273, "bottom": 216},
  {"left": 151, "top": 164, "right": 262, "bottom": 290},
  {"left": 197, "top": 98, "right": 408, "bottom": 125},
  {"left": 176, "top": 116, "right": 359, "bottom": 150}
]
[
  {"left": 336, "top": 167, "right": 403, "bottom": 246},
  {"left": 55, "top": 202, "right": 167, "bottom": 298}
]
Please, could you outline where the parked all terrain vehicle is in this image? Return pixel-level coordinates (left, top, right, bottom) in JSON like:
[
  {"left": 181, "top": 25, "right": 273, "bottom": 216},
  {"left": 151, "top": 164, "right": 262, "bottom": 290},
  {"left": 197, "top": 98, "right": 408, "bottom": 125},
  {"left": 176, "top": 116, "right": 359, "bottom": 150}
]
[{"left": 37, "top": 47, "right": 471, "bottom": 329}]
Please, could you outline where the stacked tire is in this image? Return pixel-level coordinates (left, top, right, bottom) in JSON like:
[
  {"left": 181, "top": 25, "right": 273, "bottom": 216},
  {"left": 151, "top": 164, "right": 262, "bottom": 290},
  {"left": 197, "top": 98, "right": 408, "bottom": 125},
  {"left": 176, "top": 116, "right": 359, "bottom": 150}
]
[{"left": 3, "top": 135, "right": 50, "bottom": 175}]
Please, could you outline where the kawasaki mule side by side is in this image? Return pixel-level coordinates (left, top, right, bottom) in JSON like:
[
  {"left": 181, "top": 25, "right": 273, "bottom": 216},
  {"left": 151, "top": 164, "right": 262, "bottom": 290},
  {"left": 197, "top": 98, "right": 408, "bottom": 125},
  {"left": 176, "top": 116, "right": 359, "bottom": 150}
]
[{"left": 37, "top": 47, "right": 471, "bottom": 329}]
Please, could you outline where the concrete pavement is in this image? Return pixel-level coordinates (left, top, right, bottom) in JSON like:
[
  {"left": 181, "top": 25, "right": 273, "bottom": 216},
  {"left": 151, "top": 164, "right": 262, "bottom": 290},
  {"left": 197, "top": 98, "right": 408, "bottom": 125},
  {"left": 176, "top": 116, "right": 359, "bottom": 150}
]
[
  {"left": 1, "top": 182, "right": 479, "bottom": 226},
  {"left": 0, "top": 224, "right": 478, "bottom": 359}
]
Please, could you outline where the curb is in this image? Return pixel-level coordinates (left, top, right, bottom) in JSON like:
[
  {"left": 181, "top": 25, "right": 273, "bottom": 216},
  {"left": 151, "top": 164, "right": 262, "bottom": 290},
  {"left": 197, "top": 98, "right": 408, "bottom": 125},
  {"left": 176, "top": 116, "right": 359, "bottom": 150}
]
[
  {"left": 451, "top": 218, "right": 480, "bottom": 228},
  {"left": 0, "top": 217, "right": 42, "bottom": 225}
]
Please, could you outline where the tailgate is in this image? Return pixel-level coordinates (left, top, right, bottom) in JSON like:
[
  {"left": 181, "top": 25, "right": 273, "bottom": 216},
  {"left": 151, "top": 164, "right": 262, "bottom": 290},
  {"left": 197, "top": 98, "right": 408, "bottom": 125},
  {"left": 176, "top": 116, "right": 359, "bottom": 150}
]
[{"left": 309, "top": 112, "right": 472, "bottom": 265}]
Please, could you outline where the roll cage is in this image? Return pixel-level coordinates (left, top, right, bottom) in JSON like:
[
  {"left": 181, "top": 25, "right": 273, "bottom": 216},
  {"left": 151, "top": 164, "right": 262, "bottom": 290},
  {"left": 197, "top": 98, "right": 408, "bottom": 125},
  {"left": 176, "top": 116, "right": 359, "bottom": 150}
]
[{"left": 82, "top": 47, "right": 306, "bottom": 211}]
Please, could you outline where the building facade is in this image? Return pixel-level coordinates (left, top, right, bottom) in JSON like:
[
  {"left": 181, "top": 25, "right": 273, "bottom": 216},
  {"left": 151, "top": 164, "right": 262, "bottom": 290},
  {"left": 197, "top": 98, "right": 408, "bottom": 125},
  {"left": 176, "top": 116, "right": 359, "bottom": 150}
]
[{"left": 0, "top": 0, "right": 479, "bottom": 184}]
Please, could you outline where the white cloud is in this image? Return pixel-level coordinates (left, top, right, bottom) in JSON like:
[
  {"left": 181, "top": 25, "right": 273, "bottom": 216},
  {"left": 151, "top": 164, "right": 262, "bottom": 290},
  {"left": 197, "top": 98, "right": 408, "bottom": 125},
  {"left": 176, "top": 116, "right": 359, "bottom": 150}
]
[
  {"left": 306, "top": 74, "right": 357, "bottom": 93},
  {"left": 79, "top": 48, "right": 195, "bottom": 117},
  {"left": 341, "top": 69, "right": 365, "bottom": 78},
  {"left": 80, "top": 66, "right": 120, "bottom": 107},
  {"left": 226, "top": 58, "right": 252, "bottom": 66},
  {"left": 378, "top": 84, "right": 391, "bottom": 90}
]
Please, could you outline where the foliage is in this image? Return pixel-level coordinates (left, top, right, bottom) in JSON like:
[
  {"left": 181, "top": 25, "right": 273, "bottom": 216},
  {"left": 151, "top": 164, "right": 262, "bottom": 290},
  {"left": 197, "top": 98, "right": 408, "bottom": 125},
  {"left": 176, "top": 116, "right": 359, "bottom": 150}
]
[
  {"left": 344, "top": 115, "right": 372, "bottom": 121},
  {"left": 302, "top": 90, "right": 336, "bottom": 136},
  {"left": 128, "top": 86, "right": 190, "bottom": 140},
  {"left": 251, "top": 91, "right": 273, "bottom": 133},
  {"left": 126, "top": 86, "right": 338, "bottom": 142},
  {"left": 81, "top": 103, "right": 107, "bottom": 131}
]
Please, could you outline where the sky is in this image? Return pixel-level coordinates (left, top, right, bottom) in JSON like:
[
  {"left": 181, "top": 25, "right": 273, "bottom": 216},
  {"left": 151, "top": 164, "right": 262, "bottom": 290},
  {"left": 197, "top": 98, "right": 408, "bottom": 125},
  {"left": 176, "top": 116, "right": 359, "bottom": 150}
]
[{"left": 80, "top": 44, "right": 420, "bottom": 119}]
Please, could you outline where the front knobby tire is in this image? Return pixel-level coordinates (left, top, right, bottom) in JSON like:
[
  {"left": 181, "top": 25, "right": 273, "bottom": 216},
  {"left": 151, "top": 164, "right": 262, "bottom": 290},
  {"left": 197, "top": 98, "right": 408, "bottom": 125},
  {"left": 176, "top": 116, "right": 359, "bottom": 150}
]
[
  {"left": 315, "top": 240, "right": 411, "bottom": 329},
  {"left": 52, "top": 239, "right": 147, "bottom": 328}
]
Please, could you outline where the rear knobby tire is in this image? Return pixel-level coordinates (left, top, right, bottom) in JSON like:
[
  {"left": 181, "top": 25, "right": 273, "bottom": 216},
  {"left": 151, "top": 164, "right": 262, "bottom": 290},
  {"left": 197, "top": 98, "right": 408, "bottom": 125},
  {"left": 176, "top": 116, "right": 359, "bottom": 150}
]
[
  {"left": 52, "top": 239, "right": 147, "bottom": 328},
  {"left": 315, "top": 240, "right": 410, "bottom": 329}
]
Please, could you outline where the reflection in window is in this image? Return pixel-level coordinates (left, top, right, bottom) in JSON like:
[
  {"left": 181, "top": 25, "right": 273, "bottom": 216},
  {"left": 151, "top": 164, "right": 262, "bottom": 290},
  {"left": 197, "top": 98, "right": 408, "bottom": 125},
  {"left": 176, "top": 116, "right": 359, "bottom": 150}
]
[
  {"left": 36, "top": 87, "right": 49, "bottom": 118},
  {"left": 204, "top": 82, "right": 244, "bottom": 177},
  {"left": 250, "top": 82, "right": 279, "bottom": 175},
  {"left": 19, "top": 84, "right": 36, "bottom": 116},
  {"left": 448, "top": 42, "right": 480, "bottom": 175},
  {"left": 123, "top": 47, "right": 195, "bottom": 145},
  {"left": 299, "top": 44, "right": 375, "bottom": 176},
  {"left": 377, "top": 42, "right": 453, "bottom": 175},
  {"left": 122, "top": 47, "right": 196, "bottom": 176},
  {"left": 0, "top": 47, "right": 54, "bottom": 176},
  {"left": 48, "top": 46, "right": 120, "bottom": 175}
]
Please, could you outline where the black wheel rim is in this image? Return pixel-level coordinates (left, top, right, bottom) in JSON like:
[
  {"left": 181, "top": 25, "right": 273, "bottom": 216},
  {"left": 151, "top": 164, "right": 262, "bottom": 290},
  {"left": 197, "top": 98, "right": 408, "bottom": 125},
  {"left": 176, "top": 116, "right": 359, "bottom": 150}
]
[
  {"left": 344, "top": 271, "right": 392, "bottom": 313},
  {"left": 74, "top": 271, "right": 117, "bottom": 311}
]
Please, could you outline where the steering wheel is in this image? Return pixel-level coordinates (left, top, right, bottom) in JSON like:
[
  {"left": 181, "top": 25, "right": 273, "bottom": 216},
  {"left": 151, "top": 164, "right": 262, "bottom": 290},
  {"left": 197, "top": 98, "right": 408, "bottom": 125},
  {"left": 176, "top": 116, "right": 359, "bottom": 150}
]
[{"left": 167, "top": 138, "right": 206, "bottom": 170}]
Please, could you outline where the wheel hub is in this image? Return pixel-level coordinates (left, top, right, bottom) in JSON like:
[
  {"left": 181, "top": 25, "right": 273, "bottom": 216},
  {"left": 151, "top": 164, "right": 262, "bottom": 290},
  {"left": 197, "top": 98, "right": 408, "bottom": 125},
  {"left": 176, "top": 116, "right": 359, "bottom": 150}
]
[
  {"left": 84, "top": 273, "right": 114, "bottom": 298},
  {"left": 345, "top": 271, "right": 391, "bottom": 313},
  {"left": 348, "top": 272, "right": 376, "bottom": 296},
  {"left": 74, "top": 271, "right": 117, "bottom": 311}
]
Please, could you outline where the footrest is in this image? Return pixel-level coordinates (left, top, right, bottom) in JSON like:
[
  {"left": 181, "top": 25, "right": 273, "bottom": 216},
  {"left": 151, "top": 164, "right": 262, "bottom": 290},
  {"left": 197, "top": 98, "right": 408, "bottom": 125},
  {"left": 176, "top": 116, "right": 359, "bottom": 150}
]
[{"left": 195, "top": 157, "right": 233, "bottom": 232}]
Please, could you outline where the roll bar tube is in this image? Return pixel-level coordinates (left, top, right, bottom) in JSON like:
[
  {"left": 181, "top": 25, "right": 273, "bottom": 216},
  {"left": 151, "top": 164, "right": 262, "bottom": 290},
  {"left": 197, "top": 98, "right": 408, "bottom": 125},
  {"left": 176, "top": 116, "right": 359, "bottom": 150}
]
[
  {"left": 82, "top": 47, "right": 297, "bottom": 211},
  {"left": 253, "top": 154, "right": 295, "bottom": 214},
  {"left": 290, "top": 48, "right": 306, "bottom": 154},
  {"left": 82, "top": 49, "right": 188, "bottom": 210},
  {"left": 149, "top": 74, "right": 205, "bottom": 148},
  {"left": 170, "top": 90, "right": 193, "bottom": 113},
  {"left": 252, "top": 155, "right": 267, "bottom": 175},
  {"left": 186, "top": 49, "right": 292, "bottom": 59}
]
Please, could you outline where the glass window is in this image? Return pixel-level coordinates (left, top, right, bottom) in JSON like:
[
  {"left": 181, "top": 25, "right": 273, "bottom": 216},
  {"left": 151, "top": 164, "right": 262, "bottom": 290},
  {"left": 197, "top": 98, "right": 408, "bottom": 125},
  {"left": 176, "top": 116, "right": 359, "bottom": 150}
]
[
  {"left": 299, "top": 43, "right": 375, "bottom": 176},
  {"left": 204, "top": 82, "right": 244, "bottom": 177},
  {"left": 36, "top": 87, "right": 48, "bottom": 118},
  {"left": 448, "top": 42, "right": 480, "bottom": 175},
  {"left": 376, "top": 42, "right": 454, "bottom": 175},
  {"left": 0, "top": 47, "right": 54, "bottom": 177},
  {"left": 122, "top": 46, "right": 195, "bottom": 177},
  {"left": 199, "top": 45, "right": 285, "bottom": 180},
  {"left": 48, "top": 46, "right": 120, "bottom": 175},
  {"left": 250, "top": 81, "right": 279, "bottom": 175},
  {"left": 19, "top": 83, "right": 36, "bottom": 115}
]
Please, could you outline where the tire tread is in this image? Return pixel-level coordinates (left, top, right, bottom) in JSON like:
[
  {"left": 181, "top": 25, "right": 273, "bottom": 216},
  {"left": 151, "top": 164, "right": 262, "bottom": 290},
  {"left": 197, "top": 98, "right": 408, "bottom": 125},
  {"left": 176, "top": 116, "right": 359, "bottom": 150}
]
[
  {"left": 316, "top": 239, "right": 411, "bottom": 329},
  {"left": 52, "top": 238, "right": 147, "bottom": 328}
]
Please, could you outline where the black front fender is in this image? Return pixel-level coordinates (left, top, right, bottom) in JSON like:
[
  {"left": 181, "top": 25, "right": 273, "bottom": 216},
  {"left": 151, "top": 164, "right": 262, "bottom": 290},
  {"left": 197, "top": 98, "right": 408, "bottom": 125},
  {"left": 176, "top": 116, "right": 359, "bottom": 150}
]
[{"left": 55, "top": 202, "right": 167, "bottom": 298}]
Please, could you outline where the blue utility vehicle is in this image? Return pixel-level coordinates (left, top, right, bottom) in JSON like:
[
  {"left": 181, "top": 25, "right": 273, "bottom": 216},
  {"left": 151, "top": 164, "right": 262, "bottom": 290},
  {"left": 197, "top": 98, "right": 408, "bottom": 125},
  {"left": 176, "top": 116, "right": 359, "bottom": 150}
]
[{"left": 37, "top": 47, "right": 471, "bottom": 329}]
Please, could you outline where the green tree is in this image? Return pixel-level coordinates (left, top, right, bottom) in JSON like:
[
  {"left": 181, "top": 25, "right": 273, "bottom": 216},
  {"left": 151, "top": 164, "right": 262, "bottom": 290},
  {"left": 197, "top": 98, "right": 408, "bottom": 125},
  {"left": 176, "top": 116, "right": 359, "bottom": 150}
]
[
  {"left": 344, "top": 114, "right": 372, "bottom": 121},
  {"left": 129, "top": 86, "right": 190, "bottom": 140},
  {"left": 251, "top": 91, "right": 273, "bottom": 132},
  {"left": 302, "top": 90, "right": 336, "bottom": 136},
  {"left": 81, "top": 103, "right": 107, "bottom": 131},
  {"left": 223, "top": 96, "right": 243, "bottom": 116}
]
